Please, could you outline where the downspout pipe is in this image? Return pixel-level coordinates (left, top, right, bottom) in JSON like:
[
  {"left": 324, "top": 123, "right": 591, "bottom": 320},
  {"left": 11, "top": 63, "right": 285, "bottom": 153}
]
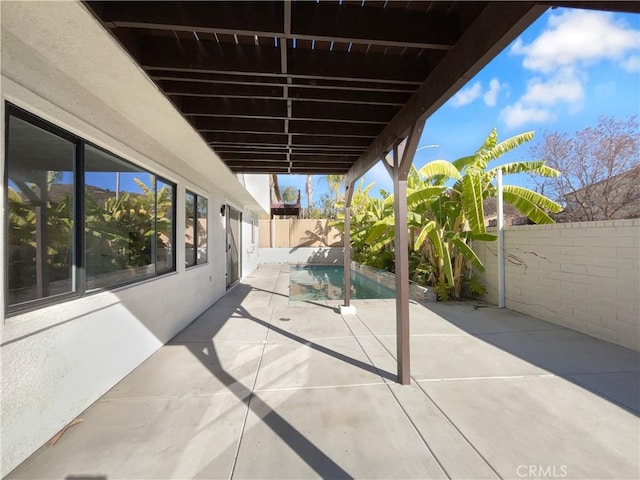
[{"left": 497, "top": 168, "right": 506, "bottom": 308}]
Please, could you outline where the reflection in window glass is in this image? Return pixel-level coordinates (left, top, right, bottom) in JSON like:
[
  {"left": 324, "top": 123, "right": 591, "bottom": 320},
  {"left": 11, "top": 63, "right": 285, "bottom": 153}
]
[
  {"left": 85, "top": 145, "right": 154, "bottom": 289},
  {"left": 156, "top": 179, "right": 175, "bottom": 273},
  {"left": 6, "top": 115, "right": 75, "bottom": 305},
  {"left": 185, "top": 191, "right": 196, "bottom": 267},
  {"left": 197, "top": 196, "right": 208, "bottom": 264},
  {"left": 185, "top": 191, "right": 208, "bottom": 267},
  {"left": 5, "top": 107, "right": 176, "bottom": 313}
]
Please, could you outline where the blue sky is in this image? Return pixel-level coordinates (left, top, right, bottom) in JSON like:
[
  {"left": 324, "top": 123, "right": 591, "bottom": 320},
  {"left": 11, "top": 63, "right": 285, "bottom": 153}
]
[{"left": 279, "top": 7, "right": 640, "bottom": 203}]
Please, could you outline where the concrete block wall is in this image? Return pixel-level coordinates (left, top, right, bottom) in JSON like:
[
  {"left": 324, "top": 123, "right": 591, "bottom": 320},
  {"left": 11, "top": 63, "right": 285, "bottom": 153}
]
[
  {"left": 258, "top": 219, "right": 343, "bottom": 248},
  {"left": 258, "top": 247, "right": 344, "bottom": 265},
  {"left": 474, "top": 219, "right": 639, "bottom": 351}
]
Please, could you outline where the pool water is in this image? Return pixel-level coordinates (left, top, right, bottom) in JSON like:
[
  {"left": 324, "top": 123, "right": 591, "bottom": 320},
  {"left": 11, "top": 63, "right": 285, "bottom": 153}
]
[{"left": 289, "top": 265, "right": 396, "bottom": 301}]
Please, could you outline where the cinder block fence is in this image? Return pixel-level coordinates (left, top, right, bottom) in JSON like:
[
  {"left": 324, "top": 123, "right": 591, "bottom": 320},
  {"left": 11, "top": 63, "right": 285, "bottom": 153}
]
[{"left": 474, "top": 219, "right": 639, "bottom": 351}]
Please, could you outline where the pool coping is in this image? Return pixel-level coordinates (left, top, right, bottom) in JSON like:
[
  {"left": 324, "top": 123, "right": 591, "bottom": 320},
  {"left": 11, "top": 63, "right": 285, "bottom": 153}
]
[{"left": 351, "top": 261, "right": 432, "bottom": 303}]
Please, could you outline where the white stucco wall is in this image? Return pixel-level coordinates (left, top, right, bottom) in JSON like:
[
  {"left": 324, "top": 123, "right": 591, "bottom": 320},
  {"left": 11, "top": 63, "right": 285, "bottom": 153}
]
[
  {"left": 258, "top": 248, "right": 345, "bottom": 265},
  {"left": 0, "top": 2, "right": 266, "bottom": 474},
  {"left": 241, "top": 174, "right": 271, "bottom": 214},
  {"left": 242, "top": 211, "right": 260, "bottom": 278}
]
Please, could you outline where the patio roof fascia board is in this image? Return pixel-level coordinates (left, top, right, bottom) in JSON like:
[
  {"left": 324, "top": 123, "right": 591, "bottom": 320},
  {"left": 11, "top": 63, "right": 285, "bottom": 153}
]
[
  {"left": 346, "top": 2, "right": 547, "bottom": 185},
  {"left": 539, "top": 1, "right": 640, "bottom": 14}
]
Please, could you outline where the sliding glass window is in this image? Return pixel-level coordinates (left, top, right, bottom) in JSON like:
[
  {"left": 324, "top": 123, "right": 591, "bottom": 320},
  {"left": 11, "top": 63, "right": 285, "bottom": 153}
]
[
  {"left": 6, "top": 115, "right": 76, "bottom": 306},
  {"left": 185, "top": 191, "right": 208, "bottom": 267},
  {"left": 5, "top": 105, "right": 176, "bottom": 312}
]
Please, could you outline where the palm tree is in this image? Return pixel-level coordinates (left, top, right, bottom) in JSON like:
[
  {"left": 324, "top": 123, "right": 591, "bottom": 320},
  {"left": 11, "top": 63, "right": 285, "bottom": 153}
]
[
  {"left": 305, "top": 174, "right": 313, "bottom": 218},
  {"left": 270, "top": 174, "right": 281, "bottom": 203},
  {"left": 326, "top": 174, "right": 344, "bottom": 202}
]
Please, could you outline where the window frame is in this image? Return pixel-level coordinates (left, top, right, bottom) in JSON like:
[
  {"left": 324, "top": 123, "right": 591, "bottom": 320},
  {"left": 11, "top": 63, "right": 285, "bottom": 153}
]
[
  {"left": 4, "top": 103, "right": 177, "bottom": 317},
  {"left": 185, "top": 189, "right": 208, "bottom": 268}
]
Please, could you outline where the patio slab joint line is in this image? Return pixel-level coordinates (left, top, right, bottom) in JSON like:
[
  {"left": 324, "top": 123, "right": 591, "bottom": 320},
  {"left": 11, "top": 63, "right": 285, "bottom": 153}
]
[
  {"left": 228, "top": 300, "right": 276, "bottom": 479},
  {"left": 339, "top": 310, "right": 452, "bottom": 480},
  {"left": 352, "top": 309, "right": 504, "bottom": 480}
]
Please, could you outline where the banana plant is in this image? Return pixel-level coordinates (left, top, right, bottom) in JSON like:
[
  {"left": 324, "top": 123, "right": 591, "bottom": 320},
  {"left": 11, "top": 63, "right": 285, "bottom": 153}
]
[
  {"left": 335, "top": 128, "right": 562, "bottom": 300},
  {"left": 411, "top": 128, "right": 561, "bottom": 298}
]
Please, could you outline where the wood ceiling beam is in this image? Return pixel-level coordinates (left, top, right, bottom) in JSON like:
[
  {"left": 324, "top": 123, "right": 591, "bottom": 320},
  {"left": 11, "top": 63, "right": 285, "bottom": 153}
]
[
  {"left": 161, "top": 79, "right": 411, "bottom": 105},
  {"left": 289, "top": 120, "right": 382, "bottom": 137},
  {"left": 290, "top": 1, "right": 458, "bottom": 50},
  {"left": 228, "top": 166, "right": 290, "bottom": 172},
  {"left": 139, "top": 37, "right": 428, "bottom": 83},
  {"left": 287, "top": 48, "right": 430, "bottom": 83},
  {"left": 225, "top": 159, "right": 354, "bottom": 168},
  {"left": 178, "top": 97, "right": 287, "bottom": 117},
  {"left": 206, "top": 132, "right": 288, "bottom": 145},
  {"left": 151, "top": 73, "right": 418, "bottom": 93},
  {"left": 288, "top": 87, "right": 410, "bottom": 106},
  {"left": 346, "top": 2, "right": 547, "bottom": 184},
  {"left": 94, "top": 0, "right": 459, "bottom": 50},
  {"left": 220, "top": 152, "right": 288, "bottom": 161},
  {"left": 159, "top": 80, "right": 284, "bottom": 98},
  {"left": 214, "top": 146, "right": 361, "bottom": 158},
  {"left": 292, "top": 101, "right": 399, "bottom": 123},
  {"left": 189, "top": 113, "right": 386, "bottom": 124},
  {"left": 190, "top": 117, "right": 284, "bottom": 133},
  {"left": 290, "top": 154, "right": 359, "bottom": 162},
  {"left": 96, "top": 1, "right": 282, "bottom": 35},
  {"left": 292, "top": 136, "right": 371, "bottom": 148}
]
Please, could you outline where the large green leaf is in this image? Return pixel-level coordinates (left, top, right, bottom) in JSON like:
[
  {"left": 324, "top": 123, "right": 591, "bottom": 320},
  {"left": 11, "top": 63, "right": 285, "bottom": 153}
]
[
  {"left": 418, "top": 160, "right": 462, "bottom": 181},
  {"left": 487, "top": 161, "right": 560, "bottom": 178},
  {"left": 461, "top": 170, "right": 486, "bottom": 234},
  {"left": 365, "top": 220, "right": 394, "bottom": 245},
  {"left": 428, "top": 228, "right": 454, "bottom": 286},
  {"left": 467, "top": 232, "right": 498, "bottom": 242},
  {"left": 479, "top": 131, "right": 535, "bottom": 165},
  {"left": 452, "top": 155, "right": 477, "bottom": 171},
  {"left": 452, "top": 237, "right": 484, "bottom": 271},
  {"left": 407, "top": 186, "right": 446, "bottom": 209},
  {"left": 502, "top": 185, "right": 562, "bottom": 224},
  {"left": 413, "top": 220, "right": 435, "bottom": 251}
]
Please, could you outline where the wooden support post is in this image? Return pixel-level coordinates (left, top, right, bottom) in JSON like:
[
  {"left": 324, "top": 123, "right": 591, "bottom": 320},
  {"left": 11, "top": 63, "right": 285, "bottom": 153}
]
[
  {"left": 343, "top": 181, "right": 355, "bottom": 309},
  {"left": 393, "top": 117, "right": 426, "bottom": 385}
]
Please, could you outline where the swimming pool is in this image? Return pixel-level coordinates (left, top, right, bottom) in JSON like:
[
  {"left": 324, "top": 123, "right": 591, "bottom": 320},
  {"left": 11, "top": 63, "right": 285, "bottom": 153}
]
[{"left": 289, "top": 265, "right": 396, "bottom": 301}]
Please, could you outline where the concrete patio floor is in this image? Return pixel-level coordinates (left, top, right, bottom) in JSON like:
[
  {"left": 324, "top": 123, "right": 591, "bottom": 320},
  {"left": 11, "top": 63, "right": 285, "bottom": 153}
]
[{"left": 8, "top": 264, "right": 639, "bottom": 479}]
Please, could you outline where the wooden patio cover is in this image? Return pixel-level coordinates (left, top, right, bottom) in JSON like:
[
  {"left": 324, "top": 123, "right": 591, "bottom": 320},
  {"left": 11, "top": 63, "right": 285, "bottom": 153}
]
[
  {"left": 85, "top": 0, "right": 637, "bottom": 384},
  {"left": 83, "top": 0, "right": 640, "bottom": 182}
]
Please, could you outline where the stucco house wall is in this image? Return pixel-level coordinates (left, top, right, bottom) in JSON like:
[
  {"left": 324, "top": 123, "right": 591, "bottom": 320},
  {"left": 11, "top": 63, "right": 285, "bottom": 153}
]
[{"left": 0, "top": 2, "right": 266, "bottom": 474}]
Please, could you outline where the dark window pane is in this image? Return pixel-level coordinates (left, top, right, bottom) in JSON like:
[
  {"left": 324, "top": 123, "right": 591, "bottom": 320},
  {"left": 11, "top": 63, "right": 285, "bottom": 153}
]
[
  {"left": 185, "top": 191, "right": 196, "bottom": 267},
  {"left": 197, "top": 196, "right": 208, "bottom": 264},
  {"left": 156, "top": 179, "right": 174, "bottom": 273},
  {"left": 6, "top": 115, "right": 75, "bottom": 306},
  {"left": 84, "top": 146, "right": 154, "bottom": 289}
]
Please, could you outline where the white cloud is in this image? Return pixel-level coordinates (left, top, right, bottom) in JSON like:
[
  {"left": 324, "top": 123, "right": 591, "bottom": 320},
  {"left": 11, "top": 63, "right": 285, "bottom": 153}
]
[
  {"left": 500, "top": 103, "right": 556, "bottom": 130},
  {"left": 520, "top": 67, "right": 585, "bottom": 106},
  {"left": 620, "top": 56, "right": 640, "bottom": 73},
  {"left": 510, "top": 10, "right": 640, "bottom": 73},
  {"left": 500, "top": 67, "right": 585, "bottom": 129},
  {"left": 483, "top": 78, "right": 502, "bottom": 107},
  {"left": 501, "top": 9, "right": 639, "bottom": 130},
  {"left": 451, "top": 81, "right": 482, "bottom": 107}
]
